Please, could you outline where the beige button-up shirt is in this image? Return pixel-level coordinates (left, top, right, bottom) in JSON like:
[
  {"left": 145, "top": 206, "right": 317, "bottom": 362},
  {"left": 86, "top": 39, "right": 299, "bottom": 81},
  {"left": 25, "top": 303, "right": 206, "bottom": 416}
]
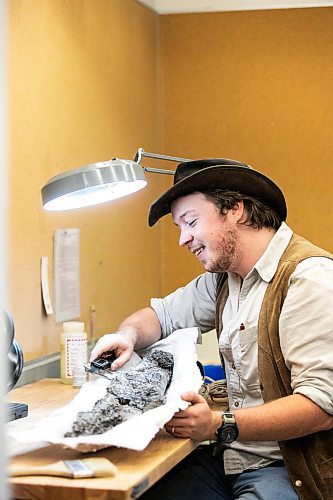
[{"left": 151, "top": 222, "right": 333, "bottom": 474}]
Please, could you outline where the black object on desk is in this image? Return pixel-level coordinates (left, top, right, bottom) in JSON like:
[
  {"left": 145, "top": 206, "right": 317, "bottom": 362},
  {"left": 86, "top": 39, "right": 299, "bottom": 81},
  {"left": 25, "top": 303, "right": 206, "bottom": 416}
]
[{"left": 8, "top": 402, "right": 29, "bottom": 421}]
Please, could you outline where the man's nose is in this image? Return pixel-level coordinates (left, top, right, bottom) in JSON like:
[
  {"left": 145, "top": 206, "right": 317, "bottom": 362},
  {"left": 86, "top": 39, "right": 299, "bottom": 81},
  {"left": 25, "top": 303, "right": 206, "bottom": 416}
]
[{"left": 179, "top": 228, "right": 193, "bottom": 247}]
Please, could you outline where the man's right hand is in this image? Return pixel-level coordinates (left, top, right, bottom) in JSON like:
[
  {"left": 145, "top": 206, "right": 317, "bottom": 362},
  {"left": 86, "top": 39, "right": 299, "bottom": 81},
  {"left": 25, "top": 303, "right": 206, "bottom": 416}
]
[
  {"left": 89, "top": 327, "right": 136, "bottom": 370},
  {"left": 88, "top": 307, "right": 163, "bottom": 371}
]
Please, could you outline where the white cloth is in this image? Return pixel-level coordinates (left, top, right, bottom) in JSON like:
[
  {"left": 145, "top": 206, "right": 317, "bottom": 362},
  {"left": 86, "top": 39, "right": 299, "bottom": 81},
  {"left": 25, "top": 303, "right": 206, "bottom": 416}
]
[{"left": 9, "top": 328, "right": 203, "bottom": 452}]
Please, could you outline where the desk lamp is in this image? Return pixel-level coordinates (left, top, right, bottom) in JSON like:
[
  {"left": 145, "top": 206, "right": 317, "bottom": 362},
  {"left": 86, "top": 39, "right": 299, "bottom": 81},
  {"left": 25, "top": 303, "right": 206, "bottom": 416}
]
[{"left": 41, "top": 148, "right": 191, "bottom": 211}]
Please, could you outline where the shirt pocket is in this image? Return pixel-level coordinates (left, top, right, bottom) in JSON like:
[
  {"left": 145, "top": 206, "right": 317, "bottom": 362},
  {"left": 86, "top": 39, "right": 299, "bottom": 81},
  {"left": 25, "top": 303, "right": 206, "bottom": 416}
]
[{"left": 238, "top": 325, "right": 260, "bottom": 390}]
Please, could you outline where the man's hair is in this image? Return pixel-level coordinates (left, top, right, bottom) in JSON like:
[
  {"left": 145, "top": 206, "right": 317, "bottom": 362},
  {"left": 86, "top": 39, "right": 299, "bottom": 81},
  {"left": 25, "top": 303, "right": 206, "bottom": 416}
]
[{"left": 200, "top": 189, "right": 282, "bottom": 230}]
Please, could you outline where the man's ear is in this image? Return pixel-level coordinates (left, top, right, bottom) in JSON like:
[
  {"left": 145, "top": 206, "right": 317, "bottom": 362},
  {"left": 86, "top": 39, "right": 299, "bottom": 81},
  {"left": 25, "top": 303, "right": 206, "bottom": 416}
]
[{"left": 231, "top": 200, "right": 245, "bottom": 221}]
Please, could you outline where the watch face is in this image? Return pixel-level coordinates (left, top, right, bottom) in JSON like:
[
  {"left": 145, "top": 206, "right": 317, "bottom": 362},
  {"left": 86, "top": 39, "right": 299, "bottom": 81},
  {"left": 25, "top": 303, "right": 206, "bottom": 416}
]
[{"left": 221, "top": 424, "right": 239, "bottom": 444}]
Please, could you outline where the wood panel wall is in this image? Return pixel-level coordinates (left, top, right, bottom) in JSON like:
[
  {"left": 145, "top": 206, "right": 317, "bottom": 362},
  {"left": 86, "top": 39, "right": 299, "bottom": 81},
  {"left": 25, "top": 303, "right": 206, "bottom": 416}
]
[
  {"left": 159, "top": 7, "right": 333, "bottom": 294},
  {"left": 8, "top": 4, "right": 333, "bottom": 361},
  {"left": 8, "top": 0, "right": 161, "bottom": 360}
]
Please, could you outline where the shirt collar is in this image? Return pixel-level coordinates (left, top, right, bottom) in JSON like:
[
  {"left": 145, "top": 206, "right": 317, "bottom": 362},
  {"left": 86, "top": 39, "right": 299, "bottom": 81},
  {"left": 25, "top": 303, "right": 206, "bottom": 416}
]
[{"left": 253, "top": 222, "right": 293, "bottom": 282}]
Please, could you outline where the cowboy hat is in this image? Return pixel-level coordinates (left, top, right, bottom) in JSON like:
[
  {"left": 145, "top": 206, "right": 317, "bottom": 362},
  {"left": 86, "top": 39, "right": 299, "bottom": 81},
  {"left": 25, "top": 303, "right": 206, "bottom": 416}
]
[{"left": 148, "top": 158, "right": 287, "bottom": 226}]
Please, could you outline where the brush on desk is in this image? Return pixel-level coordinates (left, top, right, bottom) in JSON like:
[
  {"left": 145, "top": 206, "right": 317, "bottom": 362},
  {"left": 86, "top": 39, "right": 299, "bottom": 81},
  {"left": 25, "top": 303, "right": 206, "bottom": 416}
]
[{"left": 9, "top": 457, "right": 117, "bottom": 478}]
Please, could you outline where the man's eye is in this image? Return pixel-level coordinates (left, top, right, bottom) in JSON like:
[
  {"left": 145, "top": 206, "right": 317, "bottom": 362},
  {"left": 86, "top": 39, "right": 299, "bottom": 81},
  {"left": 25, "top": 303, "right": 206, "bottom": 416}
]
[{"left": 188, "top": 219, "right": 197, "bottom": 227}]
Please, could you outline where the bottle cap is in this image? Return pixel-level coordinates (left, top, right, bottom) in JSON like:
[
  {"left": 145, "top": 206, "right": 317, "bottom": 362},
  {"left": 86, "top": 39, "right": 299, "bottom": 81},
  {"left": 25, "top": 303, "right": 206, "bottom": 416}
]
[{"left": 62, "top": 321, "right": 85, "bottom": 333}]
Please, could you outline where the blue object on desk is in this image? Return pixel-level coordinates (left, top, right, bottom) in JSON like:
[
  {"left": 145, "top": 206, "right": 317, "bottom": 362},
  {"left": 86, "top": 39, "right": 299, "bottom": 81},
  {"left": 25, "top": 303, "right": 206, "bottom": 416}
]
[{"left": 204, "top": 364, "right": 225, "bottom": 382}]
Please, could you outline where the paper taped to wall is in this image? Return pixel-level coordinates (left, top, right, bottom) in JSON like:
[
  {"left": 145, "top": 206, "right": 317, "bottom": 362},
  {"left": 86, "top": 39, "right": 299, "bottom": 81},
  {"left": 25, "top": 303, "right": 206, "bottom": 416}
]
[{"left": 41, "top": 257, "right": 53, "bottom": 315}]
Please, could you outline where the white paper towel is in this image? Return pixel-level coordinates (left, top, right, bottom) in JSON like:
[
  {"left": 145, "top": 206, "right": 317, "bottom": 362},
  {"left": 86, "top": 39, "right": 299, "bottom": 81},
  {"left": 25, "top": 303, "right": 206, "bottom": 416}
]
[{"left": 9, "top": 328, "right": 203, "bottom": 452}]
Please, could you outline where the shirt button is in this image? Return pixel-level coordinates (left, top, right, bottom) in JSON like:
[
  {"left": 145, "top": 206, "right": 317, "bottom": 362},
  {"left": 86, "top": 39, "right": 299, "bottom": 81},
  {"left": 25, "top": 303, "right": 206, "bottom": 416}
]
[
  {"left": 234, "top": 401, "right": 239, "bottom": 407},
  {"left": 232, "top": 363, "right": 236, "bottom": 370},
  {"left": 295, "top": 480, "right": 302, "bottom": 487}
]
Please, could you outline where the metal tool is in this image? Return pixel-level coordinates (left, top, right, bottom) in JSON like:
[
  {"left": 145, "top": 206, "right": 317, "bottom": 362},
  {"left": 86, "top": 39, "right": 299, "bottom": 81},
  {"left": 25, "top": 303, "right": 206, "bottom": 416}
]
[{"left": 84, "top": 351, "right": 116, "bottom": 380}]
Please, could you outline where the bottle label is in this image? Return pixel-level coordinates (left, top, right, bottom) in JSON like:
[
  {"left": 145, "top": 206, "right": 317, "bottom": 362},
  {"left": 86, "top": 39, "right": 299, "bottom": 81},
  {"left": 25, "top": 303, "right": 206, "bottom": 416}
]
[
  {"left": 72, "top": 366, "right": 87, "bottom": 388},
  {"left": 64, "top": 338, "right": 87, "bottom": 378}
]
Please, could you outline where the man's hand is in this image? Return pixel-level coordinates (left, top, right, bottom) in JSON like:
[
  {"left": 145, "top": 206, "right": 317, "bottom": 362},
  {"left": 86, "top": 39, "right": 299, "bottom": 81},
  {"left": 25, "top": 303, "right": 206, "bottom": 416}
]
[
  {"left": 165, "top": 391, "right": 221, "bottom": 442},
  {"left": 89, "top": 328, "right": 136, "bottom": 370},
  {"left": 89, "top": 307, "right": 162, "bottom": 370}
]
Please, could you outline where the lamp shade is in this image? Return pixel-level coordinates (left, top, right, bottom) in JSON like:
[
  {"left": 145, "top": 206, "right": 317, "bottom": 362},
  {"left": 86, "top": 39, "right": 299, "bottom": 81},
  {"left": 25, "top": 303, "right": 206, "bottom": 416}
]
[{"left": 41, "top": 159, "right": 147, "bottom": 210}]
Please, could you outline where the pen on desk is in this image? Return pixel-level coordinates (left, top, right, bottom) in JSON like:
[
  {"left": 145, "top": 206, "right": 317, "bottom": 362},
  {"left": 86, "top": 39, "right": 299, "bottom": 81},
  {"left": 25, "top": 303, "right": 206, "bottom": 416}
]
[{"left": 239, "top": 323, "right": 245, "bottom": 331}]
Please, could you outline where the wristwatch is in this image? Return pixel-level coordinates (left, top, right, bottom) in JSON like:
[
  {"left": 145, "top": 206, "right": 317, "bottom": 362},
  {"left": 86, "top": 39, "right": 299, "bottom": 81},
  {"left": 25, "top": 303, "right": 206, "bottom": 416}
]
[{"left": 213, "top": 412, "right": 239, "bottom": 456}]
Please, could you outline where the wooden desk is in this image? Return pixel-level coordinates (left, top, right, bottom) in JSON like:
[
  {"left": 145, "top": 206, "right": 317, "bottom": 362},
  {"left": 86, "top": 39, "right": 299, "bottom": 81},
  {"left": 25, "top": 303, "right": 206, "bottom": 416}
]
[{"left": 7, "top": 379, "right": 198, "bottom": 500}]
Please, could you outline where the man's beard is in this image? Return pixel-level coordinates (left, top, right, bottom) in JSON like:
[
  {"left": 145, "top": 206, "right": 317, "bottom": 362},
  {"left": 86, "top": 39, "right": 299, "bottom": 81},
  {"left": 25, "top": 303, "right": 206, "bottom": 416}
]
[{"left": 204, "top": 226, "right": 240, "bottom": 273}]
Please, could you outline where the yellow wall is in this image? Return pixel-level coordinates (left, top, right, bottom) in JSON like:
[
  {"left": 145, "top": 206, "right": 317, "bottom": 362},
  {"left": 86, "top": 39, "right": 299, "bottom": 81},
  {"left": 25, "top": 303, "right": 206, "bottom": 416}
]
[
  {"left": 8, "top": 0, "right": 161, "bottom": 360},
  {"left": 8, "top": 4, "right": 333, "bottom": 361},
  {"left": 159, "top": 7, "right": 333, "bottom": 294}
]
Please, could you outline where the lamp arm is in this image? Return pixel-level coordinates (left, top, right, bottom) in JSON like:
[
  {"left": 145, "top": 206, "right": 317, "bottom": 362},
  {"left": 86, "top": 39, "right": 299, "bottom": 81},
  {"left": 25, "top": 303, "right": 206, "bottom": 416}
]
[
  {"left": 134, "top": 147, "right": 192, "bottom": 164},
  {"left": 143, "top": 166, "right": 175, "bottom": 175}
]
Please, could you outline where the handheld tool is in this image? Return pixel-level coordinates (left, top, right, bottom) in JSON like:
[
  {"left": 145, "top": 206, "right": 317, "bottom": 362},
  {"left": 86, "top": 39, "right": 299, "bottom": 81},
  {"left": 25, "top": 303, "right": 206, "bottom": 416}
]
[{"left": 84, "top": 351, "right": 116, "bottom": 380}]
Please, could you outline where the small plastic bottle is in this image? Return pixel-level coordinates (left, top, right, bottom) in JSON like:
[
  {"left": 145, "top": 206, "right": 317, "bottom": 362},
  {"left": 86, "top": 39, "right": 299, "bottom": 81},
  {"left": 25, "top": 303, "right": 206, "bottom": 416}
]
[
  {"left": 60, "top": 321, "right": 87, "bottom": 385},
  {"left": 72, "top": 363, "right": 88, "bottom": 388}
]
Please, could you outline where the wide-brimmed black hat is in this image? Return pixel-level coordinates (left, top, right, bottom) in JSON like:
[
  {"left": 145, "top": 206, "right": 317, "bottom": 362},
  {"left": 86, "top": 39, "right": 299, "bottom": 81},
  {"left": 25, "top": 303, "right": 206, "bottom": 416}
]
[{"left": 148, "top": 158, "right": 287, "bottom": 226}]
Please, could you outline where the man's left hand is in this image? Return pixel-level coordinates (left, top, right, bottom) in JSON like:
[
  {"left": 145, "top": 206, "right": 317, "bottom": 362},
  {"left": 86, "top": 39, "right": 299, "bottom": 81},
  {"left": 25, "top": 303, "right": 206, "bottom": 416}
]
[{"left": 164, "top": 391, "right": 221, "bottom": 441}]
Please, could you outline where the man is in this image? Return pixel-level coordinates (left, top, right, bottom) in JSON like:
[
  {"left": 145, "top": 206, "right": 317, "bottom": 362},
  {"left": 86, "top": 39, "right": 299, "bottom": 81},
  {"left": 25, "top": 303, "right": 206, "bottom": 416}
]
[{"left": 90, "top": 158, "right": 333, "bottom": 500}]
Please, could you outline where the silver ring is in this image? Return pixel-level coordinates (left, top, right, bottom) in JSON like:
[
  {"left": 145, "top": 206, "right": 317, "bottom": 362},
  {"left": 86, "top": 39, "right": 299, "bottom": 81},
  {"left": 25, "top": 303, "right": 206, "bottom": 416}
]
[{"left": 171, "top": 426, "right": 175, "bottom": 434}]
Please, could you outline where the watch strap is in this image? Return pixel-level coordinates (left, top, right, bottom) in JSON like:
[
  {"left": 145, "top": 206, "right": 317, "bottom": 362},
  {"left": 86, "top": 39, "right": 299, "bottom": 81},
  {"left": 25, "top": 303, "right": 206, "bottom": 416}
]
[
  {"left": 212, "top": 411, "right": 238, "bottom": 457},
  {"left": 212, "top": 411, "right": 225, "bottom": 456}
]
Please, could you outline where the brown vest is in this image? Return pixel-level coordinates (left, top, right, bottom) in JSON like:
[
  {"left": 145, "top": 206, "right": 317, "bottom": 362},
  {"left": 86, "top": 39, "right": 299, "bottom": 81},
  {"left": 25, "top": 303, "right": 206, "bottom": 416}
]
[{"left": 215, "top": 233, "right": 333, "bottom": 500}]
